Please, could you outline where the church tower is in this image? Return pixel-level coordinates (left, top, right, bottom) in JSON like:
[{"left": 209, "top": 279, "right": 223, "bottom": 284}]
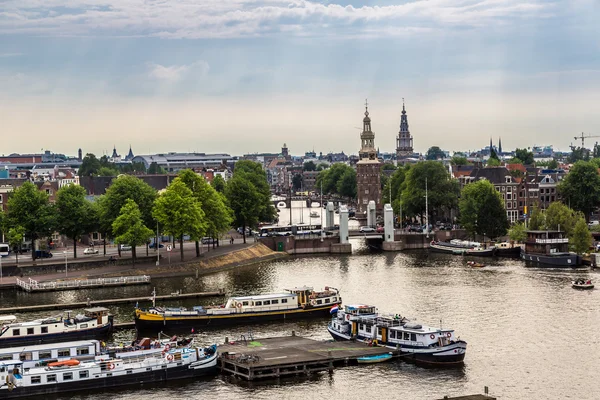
[
  {"left": 396, "top": 99, "right": 414, "bottom": 163},
  {"left": 356, "top": 100, "right": 381, "bottom": 216}
]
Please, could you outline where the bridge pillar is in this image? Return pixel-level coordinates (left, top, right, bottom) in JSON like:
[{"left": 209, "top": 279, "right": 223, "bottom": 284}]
[
  {"left": 326, "top": 202, "right": 335, "bottom": 229},
  {"left": 367, "top": 201, "right": 376, "bottom": 227},
  {"left": 384, "top": 204, "right": 394, "bottom": 242},
  {"left": 339, "top": 205, "right": 349, "bottom": 244}
]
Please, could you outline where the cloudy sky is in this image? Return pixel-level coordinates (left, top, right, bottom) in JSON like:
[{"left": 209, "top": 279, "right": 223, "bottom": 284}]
[{"left": 1, "top": 0, "right": 599, "bottom": 158}]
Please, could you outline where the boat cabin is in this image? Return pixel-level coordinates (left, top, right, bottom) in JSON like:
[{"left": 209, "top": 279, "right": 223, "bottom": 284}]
[
  {"left": 224, "top": 293, "right": 298, "bottom": 312},
  {"left": 0, "top": 340, "right": 100, "bottom": 370},
  {"left": 524, "top": 230, "right": 570, "bottom": 255}
]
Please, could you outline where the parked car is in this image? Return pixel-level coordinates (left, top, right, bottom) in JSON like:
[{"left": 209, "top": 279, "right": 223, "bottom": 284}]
[
  {"left": 119, "top": 244, "right": 132, "bottom": 251},
  {"left": 148, "top": 242, "right": 164, "bottom": 249},
  {"left": 359, "top": 226, "right": 376, "bottom": 233},
  {"left": 201, "top": 237, "right": 216, "bottom": 244},
  {"left": 34, "top": 250, "right": 53, "bottom": 258},
  {"left": 83, "top": 247, "right": 99, "bottom": 255}
]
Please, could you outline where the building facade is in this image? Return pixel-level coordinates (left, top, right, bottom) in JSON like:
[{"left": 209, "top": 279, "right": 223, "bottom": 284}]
[{"left": 356, "top": 102, "right": 381, "bottom": 216}]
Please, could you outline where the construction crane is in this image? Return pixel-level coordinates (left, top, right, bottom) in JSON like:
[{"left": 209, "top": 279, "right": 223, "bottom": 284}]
[{"left": 574, "top": 132, "right": 600, "bottom": 148}]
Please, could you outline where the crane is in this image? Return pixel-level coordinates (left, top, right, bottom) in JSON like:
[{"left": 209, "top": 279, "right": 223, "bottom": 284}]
[{"left": 574, "top": 132, "right": 600, "bottom": 148}]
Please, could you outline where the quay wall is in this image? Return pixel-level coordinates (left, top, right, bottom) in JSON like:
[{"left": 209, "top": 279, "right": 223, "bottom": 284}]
[{"left": 259, "top": 237, "right": 350, "bottom": 255}]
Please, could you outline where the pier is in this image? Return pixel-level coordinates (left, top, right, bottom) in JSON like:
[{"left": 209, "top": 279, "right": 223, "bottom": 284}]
[
  {"left": 0, "top": 289, "right": 225, "bottom": 313},
  {"left": 16, "top": 275, "right": 151, "bottom": 292},
  {"left": 217, "top": 334, "right": 399, "bottom": 381}
]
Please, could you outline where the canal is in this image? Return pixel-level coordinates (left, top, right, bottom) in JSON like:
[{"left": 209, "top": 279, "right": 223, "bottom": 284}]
[{"left": 2, "top": 241, "right": 598, "bottom": 399}]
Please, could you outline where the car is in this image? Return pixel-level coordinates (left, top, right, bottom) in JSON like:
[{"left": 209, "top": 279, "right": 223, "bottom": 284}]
[
  {"left": 359, "top": 226, "right": 376, "bottom": 233},
  {"left": 83, "top": 247, "right": 99, "bottom": 255},
  {"left": 34, "top": 250, "right": 53, "bottom": 258},
  {"left": 201, "top": 237, "right": 216, "bottom": 244},
  {"left": 148, "top": 242, "right": 164, "bottom": 249},
  {"left": 119, "top": 244, "right": 132, "bottom": 251}
]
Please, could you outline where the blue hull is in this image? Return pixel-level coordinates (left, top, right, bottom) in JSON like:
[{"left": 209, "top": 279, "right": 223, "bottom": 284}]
[
  {"left": 0, "top": 324, "right": 111, "bottom": 348},
  {"left": 521, "top": 252, "right": 580, "bottom": 267}
]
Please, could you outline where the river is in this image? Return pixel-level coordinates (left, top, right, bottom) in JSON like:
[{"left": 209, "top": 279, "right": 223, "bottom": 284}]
[{"left": 2, "top": 241, "right": 598, "bottom": 400}]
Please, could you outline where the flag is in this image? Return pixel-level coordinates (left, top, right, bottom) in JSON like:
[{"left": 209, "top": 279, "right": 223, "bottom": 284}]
[{"left": 330, "top": 305, "right": 339, "bottom": 315}]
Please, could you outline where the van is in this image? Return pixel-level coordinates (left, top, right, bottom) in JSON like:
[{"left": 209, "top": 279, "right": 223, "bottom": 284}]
[{"left": 34, "top": 250, "right": 53, "bottom": 258}]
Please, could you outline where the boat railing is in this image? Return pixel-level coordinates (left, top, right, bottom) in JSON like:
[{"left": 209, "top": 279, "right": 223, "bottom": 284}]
[
  {"left": 534, "top": 238, "right": 569, "bottom": 244},
  {"left": 16, "top": 276, "right": 151, "bottom": 292},
  {"left": 354, "top": 316, "right": 405, "bottom": 327},
  {"left": 117, "top": 352, "right": 164, "bottom": 365}
]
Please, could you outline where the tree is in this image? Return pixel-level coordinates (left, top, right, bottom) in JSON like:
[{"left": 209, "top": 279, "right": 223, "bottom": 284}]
[
  {"left": 56, "top": 184, "right": 95, "bottom": 258},
  {"left": 112, "top": 199, "right": 154, "bottom": 265},
  {"left": 78, "top": 154, "right": 101, "bottom": 177},
  {"left": 292, "top": 174, "right": 302, "bottom": 192},
  {"left": 459, "top": 179, "right": 509, "bottom": 239},
  {"left": 316, "top": 163, "right": 329, "bottom": 171},
  {"left": 487, "top": 157, "right": 501, "bottom": 167},
  {"left": 153, "top": 178, "right": 207, "bottom": 261},
  {"left": 148, "top": 162, "right": 167, "bottom": 175},
  {"left": 6, "top": 181, "right": 56, "bottom": 261},
  {"left": 316, "top": 163, "right": 357, "bottom": 198},
  {"left": 547, "top": 159, "right": 559, "bottom": 169},
  {"left": 6, "top": 226, "right": 25, "bottom": 264},
  {"left": 514, "top": 148, "right": 534, "bottom": 165},
  {"left": 384, "top": 166, "right": 407, "bottom": 213},
  {"left": 337, "top": 169, "right": 357, "bottom": 199},
  {"left": 558, "top": 160, "right": 600, "bottom": 220},
  {"left": 450, "top": 156, "right": 469, "bottom": 166},
  {"left": 97, "top": 166, "right": 119, "bottom": 177},
  {"left": 226, "top": 176, "right": 262, "bottom": 243},
  {"left": 232, "top": 160, "right": 277, "bottom": 223},
  {"left": 382, "top": 164, "right": 396, "bottom": 171},
  {"left": 303, "top": 161, "right": 316, "bottom": 171},
  {"left": 426, "top": 146, "right": 445, "bottom": 161},
  {"left": 568, "top": 146, "right": 590, "bottom": 163},
  {"left": 508, "top": 223, "right": 527, "bottom": 243},
  {"left": 400, "top": 161, "right": 459, "bottom": 222},
  {"left": 211, "top": 175, "right": 226, "bottom": 193},
  {"left": 528, "top": 204, "right": 545, "bottom": 230},
  {"left": 571, "top": 218, "right": 592, "bottom": 254},
  {"left": 544, "top": 202, "right": 581, "bottom": 237}
]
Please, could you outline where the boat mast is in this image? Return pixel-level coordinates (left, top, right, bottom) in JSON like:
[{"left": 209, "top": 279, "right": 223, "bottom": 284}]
[
  {"left": 425, "top": 177, "right": 429, "bottom": 238},
  {"left": 152, "top": 287, "right": 156, "bottom": 307}
]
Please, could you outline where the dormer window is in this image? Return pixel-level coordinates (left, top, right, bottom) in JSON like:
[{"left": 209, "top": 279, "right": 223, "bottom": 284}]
[{"left": 505, "top": 176, "right": 511, "bottom": 183}]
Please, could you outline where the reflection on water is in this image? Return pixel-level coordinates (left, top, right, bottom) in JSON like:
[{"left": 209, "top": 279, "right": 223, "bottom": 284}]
[{"left": 4, "top": 244, "right": 600, "bottom": 399}]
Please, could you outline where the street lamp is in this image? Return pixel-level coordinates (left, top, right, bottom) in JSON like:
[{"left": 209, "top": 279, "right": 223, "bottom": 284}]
[
  {"left": 64, "top": 251, "right": 68, "bottom": 278},
  {"left": 0, "top": 254, "right": 3, "bottom": 283}
]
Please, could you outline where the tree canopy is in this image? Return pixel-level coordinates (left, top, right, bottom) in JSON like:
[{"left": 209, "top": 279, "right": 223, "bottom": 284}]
[
  {"left": 558, "top": 160, "right": 600, "bottom": 220},
  {"left": 508, "top": 223, "right": 527, "bottom": 243},
  {"left": 316, "top": 163, "right": 357, "bottom": 199},
  {"left": 211, "top": 175, "right": 226, "bottom": 193},
  {"left": 514, "top": 148, "right": 534, "bottom": 165},
  {"left": 459, "top": 179, "right": 509, "bottom": 239},
  {"left": 425, "top": 146, "right": 445, "bottom": 160},
  {"left": 226, "top": 176, "right": 263, "bottom": 243},
  {"left": 56, "top": 184, "right": 95, "bottom": 258},
  {"left": 78, "top": 154, "right": 102, "bottom": 177},
  {"left": 303, "top": 161, "right": 316, "bottom": 171},
  {"left": 232, "top": 160, "right": 276, "bottom": 223},
  {"left": 112, "top": 199, "right": 154, "bottom": 264},
  {"left": 450, "top": 156, "right": 469, "bottom": 166},
  {"left": 571, "top": 218, "right": 592, "bottom": 254}
]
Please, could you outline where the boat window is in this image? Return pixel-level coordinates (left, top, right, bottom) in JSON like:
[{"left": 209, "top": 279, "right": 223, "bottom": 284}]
[
  {"left": 365, "top": 325, "right": 372, "bottom": 333},
  {"left": 77, "top": 347, "right": 90, "bottom": 356},
  {"left": 411, "top": 333, "right": 417, "bottom": 341},
  {"left": 80, "top": 324, "right": 88, "bottom": 328},
  {"left": 242, "top": 301, "right": 249, "bottom": 306},
  {"left": 27, "top": 328, "right": 34, "bottom": 335},
  {"left": 146, "top": 368, "right": 152, "bottom": 371},
  {"left": 79, "top": 371, "right": 89, "bottom": 378},
  {"left": 390, "top": 331, "right": 395, "bottom": 339},
  {"left": 403, "top": 332, "right": 410, "bottom": 340},
  {"left": 47, "top": 374, "right": 57, "bottom": 383},
  {"left": 31, "top": 376, "right": 41, "bottom": 384},
  {"left": 39, "top": 351, "right": 52, "bottom": 359},
  {"left": 332, "top": 297, "right": 337, "bottom": 301},
  {"left": 272, "top": 299, "right": 279, "bottom": 304},
  {"left": 255, "top": 301, "right": 262, "bottom": 306},
  {"left": 20, "top": 352, "right": 32, "bottom": 361},
  {"left": 0, "top": 355, "right": 12, "bottom": 361},
  {"left": 58, "top": 349, "right": 70, "bottom": 357},
  {"left": 12, "top": 329, "right": 20, "bottom": 336},
  {"left": 281, "top": 299, "right": 288, "bottom": 303},
  {"left": 41, "top": 327, "right": 48, "bottom": 334},
  {"left": 316, "top": 300, "right": 322, "bottom": 305},
  {"left": 63, "top": 372, "right": 73, "bottom": 381},
  {"left": 263, "top": 300, "right": 270, "bottom": 305},
  {"left": 127, "top": 370, "right": 133, "bottom": 374},
  {"left": 359, "top": 324, "right": 364, "bottom": 330}
]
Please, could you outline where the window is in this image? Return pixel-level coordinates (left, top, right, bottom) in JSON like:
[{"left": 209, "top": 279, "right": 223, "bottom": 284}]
[
  {"left": 507, "top": 193, "right": 512, "bottom": 200},
  {"left": 20, "top": 352, "right": 32, "bottom": 361},
  {"left": 263, "top": 300, "right": 270, "bottom": 305},
  {"left": 41, "top": 327, "right": 48, "bottom": 334},
  {"left": 0, "top": 355, "right": 12, "bottom": 361},
  {"left": 403, "top": 332, "right": 410, "bottom": 340},
  {"left": 242, "top": 301, "right": 249, "bottom": 306},
  {"left": 501, "top": 186, "right": 505, "bottom": 192},
  {"left": 281, "top": 299, "right": 288, "bottom": 304},
  {"left": 63, "top": 372, "right": 73, "bottom": 381},
  {"left": 271, "top": 299, "right": 279, "bottom": 304},
  {"left": 254, "top": 301, "right": 262, "bottom": 306},
  {"left": 12, "top": 329, "right": 20, "bottom": 336},
  {"left": 507, "top": 202, "right": 511, "bottom": 209},
  {"left": 390, "top": 331, "right": 395, "bottom": 339},
  {"left": 378, "top": 327, "right": 383, "bottom": 336},
  {"left": 47, "top": 374, "right": 57, "bottom": 383},
  {"left": 365, "top": 325, "right": 372, "bottom": 333},
  {"left": 27, "top": 328, "right": 34, "bottom": 335},
  {"left": 80, "top": 324, "right": 88, "bottom": 328},
  {"left": 359, "top": 324, "right": 364, "bottom": 330},
  {"left": 127, "top": 370, "right": 133, "bottom": 374},
  {"left": 146, "top": 368, "right": 152, "bottom": 372},
  {"left": 77, "top": 347, "right": 90, "bottom": 356},
  {"left": 364, "top": 189, "right": 369, "bottom": 194},
  {"left": 316, "top": 299, "right": 322, "bottom": 305},
  {"left": 45, "top": 189, "right": 53, "bottom": 195},
  {"left": 332, "top": 297, "right": 337, "bottom": 302},
  {"left": 31, "top": 376, "right": 41, "bottom": 384},
  {"left": 0, "top": 194, "right": 3, "bottom": 203},
  {"left": 39, "top": 351, "right": 52, "bottom": 359},
  {"left": 57, "top": 349, "right": 70, "bottom": 357},
  {"left": 411, "top": 333, "right": 417, "bottom": 341}
]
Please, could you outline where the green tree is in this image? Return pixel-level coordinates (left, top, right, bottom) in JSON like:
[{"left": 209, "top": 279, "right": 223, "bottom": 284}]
[
  {"left": 148, "top": 162, "right": 167, "bottom": 175},
  {"left": 292, "top": 174, "right": 302, "bottom": 192},
  {"left": 568, "top": 146, "right": 590, "bottom": 163},
  {"left": 153, "top": 178, "right": 207, "bottom": 261},
  {"left": 226, "top": 176, "right": 262, "bottom": 243},
  {"left": 426, "top": 146, "right": 445, "bottom": 160},
  {"left": 78, "top": 153, "right": 101, "bottom": 177},
  {"left": 337, "top": 169, "right": 357, "bottom": 199},
  {"left": 558, "top": 161, "right": 600, "bottom": 220},
  {"left": 487, "top": 157, "right": 501, "bottom": 167},
  {"left": 56, "top": 184, "right": 95, "bottom": 258},
  {"left": 6, "top": 181, "right": 56, "bottom": 261},
  {"left": 514, "top": 148, "right": 534, "bottom": 165},
  {"left": 6, "top": 226, "right": 25, "bottom": 264},
  {"left": 400, "top": 161, "right": 459, "bottom": 222},
  {"left": 316, "top": 163, "right": 329, "bottom": 171},
  {"left": 316, "top": 163, "right": 357, "bottom": 198},
  {"left": 382, "top": 164, "right": 396, "bottom": 171},
  {"left": 232, "top": 160, "right": 277, "bottom": 223},
  {"left": 211, "top": 175, "right": 226, "bottom": 193},
  {"left": 97, "top": 166, "right": 119, "bottom": 177},
  {"left": 528, "top": 204, "right": 545, "bottom": 230},
  {"left": 547, "top": 159, "right": 559, "bottom": 169},
  {"left": 544, "top": 202, "right": 581, "bottom": 237},
  {"left": 571, "top": 218, "right": 592, "bottom": 254},
  {"left": 303, "top": 161, "right": 316, "bottom": 171},
  {"left": 508, "top": 222, "right": 527, "bottom": 243},
  {"left": 384, "top": 167, "right": 407, "bottom": 214},
  {"left": 112, "top": 199, "right": 154, "bottom": 265},
  {"left": 450, "top": 156, "right": 469, "bottom": 166},
  {"left": 459, "top": 179, "right": 509, "bottom": 239},
  {"left": 92, "top": 196, "right": 112, "bottom": 255}
]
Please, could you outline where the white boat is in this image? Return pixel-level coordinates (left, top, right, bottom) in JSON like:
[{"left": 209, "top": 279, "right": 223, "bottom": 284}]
[
  {"left": 310, "top": 211, "right": 320, "bottom": 218},
  {"left": 327, "top": 304, "right": 467, "bottom": 365},
  {"left": 0, "top": 343, "right": 218, "bottom": 398},
  {"left": 572, "top": 279, "right": 594, "bottom": 289}
]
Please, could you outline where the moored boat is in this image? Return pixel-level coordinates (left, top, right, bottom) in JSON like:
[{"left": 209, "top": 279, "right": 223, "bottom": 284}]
[
  {"left": 429, "top": 241, "right": 469, "bottom": 255},
  {"left": 495, "top": 242, "right": 522, "bottom": 258},
  {"left": 521, "top": 230, "right": 580, "bottom": 267},
  {"left": 572, "top": 279, "right": 594, "bottom": 290},
  {"left": 0, "top": 308, "right": 112, "bottom": 348},
  {"left": 464, "top": 246, "right": 496, "bottom": 257},
  {"left": 327, "top": 305, "right": 466, "bottom": 365},
  {"left": 135, "top": 286, "right": 342, "bottom": 331},
  {"left": 357, "top": 353, "right": 393, "bottom": 364}
]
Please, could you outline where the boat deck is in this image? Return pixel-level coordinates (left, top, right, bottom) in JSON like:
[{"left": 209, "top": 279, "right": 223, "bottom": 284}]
[{"left": 217, "top": 334, "right": 399, "bottom": 380}]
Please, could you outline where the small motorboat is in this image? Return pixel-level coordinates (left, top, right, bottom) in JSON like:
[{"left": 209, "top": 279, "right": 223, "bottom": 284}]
[
  {"left": 467, "top": 261, "right": 485, "bottom": 268},
  {"left": 572, "top": 279, "right": 594, "bottom": 290},
  {"left": 357, "top": 353, "right": 393, "bottom": 364}
]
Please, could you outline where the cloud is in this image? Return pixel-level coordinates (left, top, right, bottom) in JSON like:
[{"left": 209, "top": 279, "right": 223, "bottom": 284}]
[
  {"left": 147, "top": 60, "right": 210, "bottom": 82},
  {"left": 0, "top": 0, "right": 558, "bottom": 39},
  {"left": 0, "top": 52, "right": 24, "bottom": 57}
]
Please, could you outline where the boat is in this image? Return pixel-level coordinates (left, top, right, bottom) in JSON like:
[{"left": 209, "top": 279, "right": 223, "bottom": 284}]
[
  {"left": 494, "top": 242, "right": 522, "bottom": 258},
  {"left": 429, "top": 241, "right": 469, "bottom": 255},
  {"left": 521, "top": 230, "right": 580, "bottom": 267},
  {"left": 0, "top": 308, "right": 112, "bottom": 348},
  {"left": 572, "top": 279, "right": 594, "bottom": 290},
  {"left": 310, "top": 211, "right": 320, "bottom": 218},
  {"left": 467, "top": 261, "right": 485, "bottom": 268},
  {"left": 0, "top": 343, "right": 218, "bottom": 398},
  {"left": 135, "top": 286, "right": 342, "bottom": 331},
  {"left": 464, "top": 246, "right": 496, "bottom": 257},
  {"left": 327, "top": 304, "right": 466, "bottom": 365},
  {"left": 357, "top": 353, "right": 393, "bottom": 364}
]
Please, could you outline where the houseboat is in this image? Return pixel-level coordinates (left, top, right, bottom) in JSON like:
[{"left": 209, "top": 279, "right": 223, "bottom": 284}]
[
  {"left": 521, "top": 230, "right": 579, "bottom": 267},
  {"left": 0, "top": 343, "right": 218, "bottom": 398},
  {"left": 495, "top": 242, "right": 522, "bottom": 258},
  {"left": 327, "top": 304, "right": 467, "bottom": 365},
  {"left": 135, "top": 286, "right": 341, "bottom": 331},
  {"left": 0, "top": 308, "right": 112, "bottom": 348}
]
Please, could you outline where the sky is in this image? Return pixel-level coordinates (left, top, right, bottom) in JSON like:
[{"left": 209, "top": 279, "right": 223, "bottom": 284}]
[{"left": 1, "top": 0, "right": 600, "bottom": 158}]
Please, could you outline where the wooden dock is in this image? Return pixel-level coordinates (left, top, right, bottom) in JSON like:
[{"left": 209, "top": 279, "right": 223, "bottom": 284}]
[
  {"left": 0, "top": 289, "right": 225, "bottom": 313},
  {"left": 217, "top": 335, "right": 399, "bottom": 381},
  {"left": 16, "top": 276, "right": 151, "bottom": 292}
]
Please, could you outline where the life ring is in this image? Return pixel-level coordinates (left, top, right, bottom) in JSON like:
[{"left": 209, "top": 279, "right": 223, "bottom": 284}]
[
  {"left": 236, "top": 302, "right": 242, "bottom": 308},
  {"left": 164, "top": 344, "right": 171, "bottom": 351},
  {"left": 166, "top": 354, "right": 174, "bottom": 362},
  {"left": 446, "top": 332, "right": 452, "bottom": 338},
  {"left": 107, "top": 362, "right": 115, "bottom": 370},
  {"left": 345, "top": 314, "right": 350, "bottom": 321},
  {"left": 310, "top": 299, "right": 316, "bottom": 306},
  {"left": 430, "top": 334, "right": 435, "bottom": 340}
]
